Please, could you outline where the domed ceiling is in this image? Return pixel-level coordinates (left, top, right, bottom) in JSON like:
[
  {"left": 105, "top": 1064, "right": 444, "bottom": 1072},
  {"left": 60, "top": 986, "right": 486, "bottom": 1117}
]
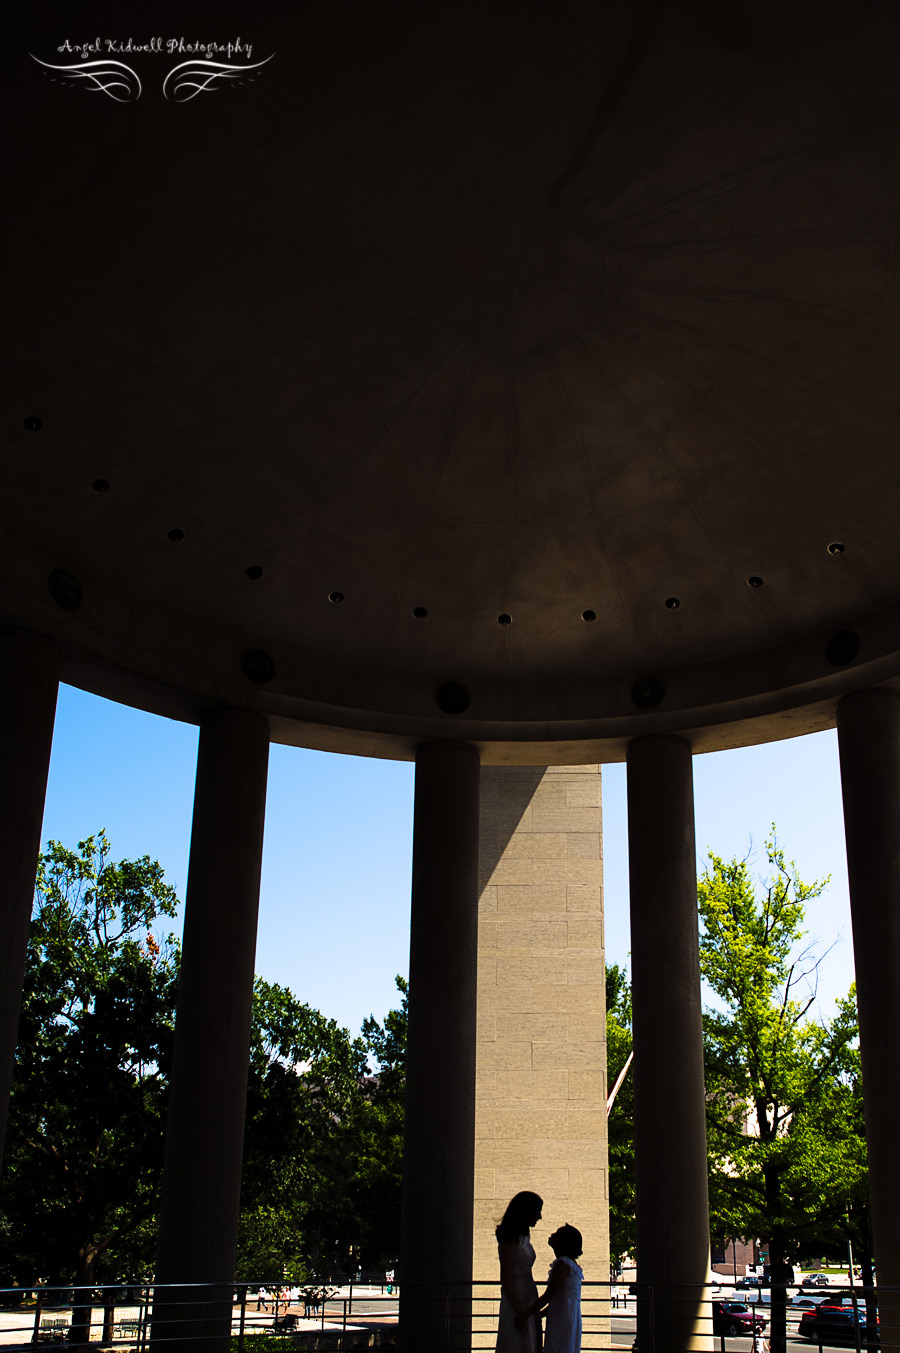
[{"left": 4, "top": 0, "right": 900, "bottom": 760}]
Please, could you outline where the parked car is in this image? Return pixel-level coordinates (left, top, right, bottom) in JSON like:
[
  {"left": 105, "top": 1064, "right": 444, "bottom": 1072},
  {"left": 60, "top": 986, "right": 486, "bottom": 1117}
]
[
  {"left": 798, "top": 1305, "right": 877, "bottom": 1346},
  {"left": 711, "top": 1301, "right": 767, "bottom": 1336},
  {"left": 796, "top": 1289, "right": 868, "bottom": 1309},
  {"left": 803, "top": 1273, "right": 833, "bottom": 1287}
]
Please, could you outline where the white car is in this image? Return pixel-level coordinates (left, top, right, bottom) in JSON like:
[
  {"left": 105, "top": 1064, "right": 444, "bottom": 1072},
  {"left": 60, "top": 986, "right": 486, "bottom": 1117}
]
[{"left": 792, "top": 1292, "right": 832, "bottom": 1308}]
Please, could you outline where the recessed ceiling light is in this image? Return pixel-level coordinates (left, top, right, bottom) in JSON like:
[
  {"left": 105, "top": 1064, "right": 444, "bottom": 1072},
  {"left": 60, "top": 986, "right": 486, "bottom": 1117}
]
[{"left": 435, "top": 681, "right": 471, "bottom": 714}]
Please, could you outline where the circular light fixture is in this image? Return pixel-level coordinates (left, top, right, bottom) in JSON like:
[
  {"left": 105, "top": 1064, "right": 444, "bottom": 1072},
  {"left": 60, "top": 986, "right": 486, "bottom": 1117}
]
[
  {"left": 631, "top": 677, "right": 666, "bottom": 709},
  {"left": 581, "top": 609, "right": 597, "bottom": 622},
  {"left": 747, "top": 575, "right": 764, "bottom": 588},
  {"left": 498, "top": 613, "right": 512, "bottom": 625},
  {"left": 167, "top": 528, "right": 184, "bottom": 542},
  {"left": 245, "top": 565, "right": 263, "bottom": 580},
  {"left": 827, "top": 541, "right": 846, "bottom": 556},
  {"left": 92, "top": 479, "right": 110, "bottom": 493},
  {"left": 23, "top": 416, "right": 42, "bottom": 432},
  {"left": 664, "top": 596, "right": 680, "bottom": 610},
  {"left": 240, "top": 649, "right": 276, "bottom": 683},
  {"left": 412, "top": 606, "right": 428, "bottom": 619},
  {"left": 826, "top": 630, "right": 860, "bottom": 666},
  {"left": 436, "top": 681, "right": 471, "bottom": 714},
  {"left": 328, "top": 590, "right": 345, "bottom": 604}
]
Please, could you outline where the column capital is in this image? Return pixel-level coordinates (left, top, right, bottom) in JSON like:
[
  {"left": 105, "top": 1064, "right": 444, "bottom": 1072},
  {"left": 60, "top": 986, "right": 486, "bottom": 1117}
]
[
  {"left": 198, "top": 705, "right": 270, "bottom": 734},
  {"left": 837, "top": 685, "right": 900, "bottom": 721},
  {"left": 415, "top": 738, "right": 480, "bottom": 758},
  {"left": 626, "top": 732, "right": 692, "bottom": 757}
]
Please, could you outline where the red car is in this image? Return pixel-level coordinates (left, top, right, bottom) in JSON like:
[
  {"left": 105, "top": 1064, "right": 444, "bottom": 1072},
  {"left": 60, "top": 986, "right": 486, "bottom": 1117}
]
[{"left": 712, "top": 1301, "right": 768, "bottom": 1336}]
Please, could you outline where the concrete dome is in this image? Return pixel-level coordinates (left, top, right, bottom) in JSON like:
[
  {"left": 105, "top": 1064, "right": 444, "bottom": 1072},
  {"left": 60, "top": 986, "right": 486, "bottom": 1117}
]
[{"left": 5, "top": 0, "right": 900, "bottom": 760}]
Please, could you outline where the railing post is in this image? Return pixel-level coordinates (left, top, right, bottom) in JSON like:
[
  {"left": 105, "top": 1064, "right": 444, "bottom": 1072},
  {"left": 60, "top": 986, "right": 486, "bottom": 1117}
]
[{"left": 238, "top": 1287, "right": 246, "bottom": 1353}]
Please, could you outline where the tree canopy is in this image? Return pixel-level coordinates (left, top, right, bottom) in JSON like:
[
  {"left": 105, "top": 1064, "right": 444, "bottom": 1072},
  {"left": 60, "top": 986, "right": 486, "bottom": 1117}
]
[
  {"left": 1, "top": 833, "right": 407, "bottom": 1291},
  {"left": 699, "top": 835, "right": 866, "bottom": 1353},
  {"left": 605, "top": 962, "right": 635, "bottom": 1270},
  {"left": 237, "top": 975, "right": 407, "bottom": 1278},
  {"left": 0, "top": 832, "right": 179, "bottom": 1288}
]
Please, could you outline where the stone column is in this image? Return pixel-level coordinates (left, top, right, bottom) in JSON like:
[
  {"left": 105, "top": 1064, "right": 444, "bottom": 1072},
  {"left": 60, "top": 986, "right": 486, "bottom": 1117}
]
[
  {"left": 627, "top": 736, "right": 711, "bottom": 1352},
  {"left": 474, "top": 766, "right": 608, "bottom": 1339},
  {"left": 400, "top": 741, "right": 481, "bottom": 1353},
  {"left": 0, "top": 632, "right": 60, "bottom": 1175},
  {"left": 837, "top": 688, "right": 900, "bottom": 1352},
  {"left": 152, "top": 708, "right": 269, "bottom": 1353}
]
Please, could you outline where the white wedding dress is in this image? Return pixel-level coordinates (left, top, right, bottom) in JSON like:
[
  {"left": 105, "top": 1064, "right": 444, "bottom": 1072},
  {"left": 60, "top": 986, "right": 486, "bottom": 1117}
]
[{"left": 496, "top": 1233, "right": 541, "bottom": 1353}]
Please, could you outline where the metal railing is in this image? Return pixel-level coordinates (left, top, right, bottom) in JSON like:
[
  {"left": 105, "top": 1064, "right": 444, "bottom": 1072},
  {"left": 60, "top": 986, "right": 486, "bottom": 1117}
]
[{"left": 0, "top": 1279, "right": 895, "bottom": 1351}]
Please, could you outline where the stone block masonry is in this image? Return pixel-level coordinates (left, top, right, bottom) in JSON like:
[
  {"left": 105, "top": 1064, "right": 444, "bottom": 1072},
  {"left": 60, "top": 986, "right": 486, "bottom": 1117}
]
[{"left": 473, "top": 766, "right": 609, "bottom": 1295}]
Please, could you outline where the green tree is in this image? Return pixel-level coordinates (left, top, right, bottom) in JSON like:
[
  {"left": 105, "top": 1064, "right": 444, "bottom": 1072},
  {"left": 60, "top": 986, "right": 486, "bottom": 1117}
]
[
  {"left": 239, "top": 978, "right": 367, "bottom": 1279},
  {"left": 605, "top": 963, "right": 635, "bottom": 1270},
  {"left": 792, "top": 1039, "right": 875, "bottom": 1332},
  {"left": 238, "top": 976, "right": 407, "bottom": 1279},
  {"left": 346, "top": 976, "right": 407, "bottom": 1269},
  {"left": 3, "top": 831, "right": 409, "bottom": 1300},
  {"left": 699, "top": 836, "right": 863, "bottom": 1353},
  {"left": 0, "top": 833, "right": 179, "bottom": 1313}
]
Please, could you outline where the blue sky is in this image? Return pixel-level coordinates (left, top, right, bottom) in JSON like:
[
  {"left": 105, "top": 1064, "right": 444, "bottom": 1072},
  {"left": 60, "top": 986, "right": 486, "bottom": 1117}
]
[{"left": 40, "top": 685, "right": 855, "bottom": 1037}]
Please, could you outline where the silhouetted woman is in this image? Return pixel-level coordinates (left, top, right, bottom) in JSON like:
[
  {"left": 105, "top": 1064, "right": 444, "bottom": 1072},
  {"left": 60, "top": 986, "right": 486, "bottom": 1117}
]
[{"left": 495, "top": 1190, "right": 543, "bottom": 1353}]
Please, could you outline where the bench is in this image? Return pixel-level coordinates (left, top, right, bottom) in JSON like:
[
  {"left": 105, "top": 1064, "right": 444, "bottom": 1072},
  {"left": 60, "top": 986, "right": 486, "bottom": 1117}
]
[
  {"left": 114, "top": 1321, "right": 141, "bottom": 1341},
  {"left": 35, "top": 1318, "right": 69, "bottom": 1343}
]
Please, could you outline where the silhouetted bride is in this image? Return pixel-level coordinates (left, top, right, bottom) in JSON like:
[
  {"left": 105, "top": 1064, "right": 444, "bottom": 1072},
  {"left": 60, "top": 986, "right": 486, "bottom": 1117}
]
[{"left": 495, "top": 1191, "right": 543, "bottom": 1353}]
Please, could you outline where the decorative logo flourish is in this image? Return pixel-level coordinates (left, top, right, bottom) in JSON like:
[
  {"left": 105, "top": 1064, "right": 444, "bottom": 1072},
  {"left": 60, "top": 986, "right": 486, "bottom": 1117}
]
[
  {"left": 162, "top": 55, "right": 274, "bottom": 102},
  {"left": 30, "top": 56, "right": 142, "bottom": 102},
  {"left": 30, "top": 50, "right": 275, "bottom": 103}
]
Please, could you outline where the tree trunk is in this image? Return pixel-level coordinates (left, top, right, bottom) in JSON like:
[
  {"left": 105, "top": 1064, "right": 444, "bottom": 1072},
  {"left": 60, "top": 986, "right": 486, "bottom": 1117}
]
[
  {"left": 768, "top": 1243, "right": 790, "bottom": 1353},
  {"left": 102, "top": 1293, "right": 116, "bottom": 1344},
  {"left": 70, "top": 1245, "right": 97, "bottom": 1346},
  {"left": 69, "top": 1290, "right": 93, "bottom": 1347}
]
